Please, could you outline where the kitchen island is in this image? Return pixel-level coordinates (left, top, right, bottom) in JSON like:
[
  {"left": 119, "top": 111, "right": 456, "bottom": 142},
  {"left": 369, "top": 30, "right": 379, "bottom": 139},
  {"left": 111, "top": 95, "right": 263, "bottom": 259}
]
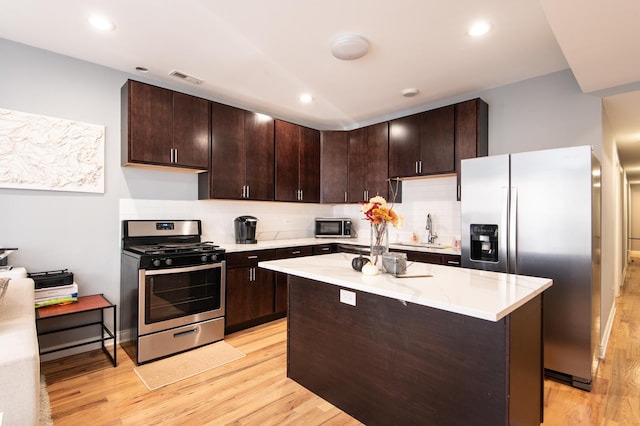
[{"left": 259, "top": 253, "right": 552, "bottom": 426}]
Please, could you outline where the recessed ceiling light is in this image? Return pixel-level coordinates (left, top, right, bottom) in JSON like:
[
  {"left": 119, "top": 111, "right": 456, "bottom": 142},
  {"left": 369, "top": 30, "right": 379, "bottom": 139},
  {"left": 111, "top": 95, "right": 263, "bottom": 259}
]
[
  {"left": 299, "top": 93, "right": 313, "bottom": 104},
  {"left": 89, "top": 14, "right": 116, "bottom": 32},
  {"left": 468, "top": 20, "right": 491, "bottom": 37},
  {"left": 331, "top": 34, "right": 369, "bottom": 60},
  {"left": 135, "top": 66, "right": 148, "bottom": 73}
]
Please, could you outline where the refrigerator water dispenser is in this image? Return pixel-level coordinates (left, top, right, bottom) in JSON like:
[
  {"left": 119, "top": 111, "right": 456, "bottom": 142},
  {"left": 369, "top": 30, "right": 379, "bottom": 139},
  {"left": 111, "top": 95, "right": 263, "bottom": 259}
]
[{"left": 470, "top": 224, "right": 498, "bottom": 262}]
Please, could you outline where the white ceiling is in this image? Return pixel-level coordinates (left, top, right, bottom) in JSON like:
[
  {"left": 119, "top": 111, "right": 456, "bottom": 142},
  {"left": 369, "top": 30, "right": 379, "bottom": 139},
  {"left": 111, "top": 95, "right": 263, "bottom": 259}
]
[{"left": 1, "top": 1, "right": 639, "bottom": 178}]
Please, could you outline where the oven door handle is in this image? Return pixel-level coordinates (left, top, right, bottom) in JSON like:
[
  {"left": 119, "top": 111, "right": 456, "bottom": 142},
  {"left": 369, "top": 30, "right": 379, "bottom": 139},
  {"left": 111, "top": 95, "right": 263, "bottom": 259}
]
[
  {"left": 142, "top": 262, "right": 224, "bottom": 275},
  {"left": 174, "top": 327, "right": 198, "bottom": 338}
]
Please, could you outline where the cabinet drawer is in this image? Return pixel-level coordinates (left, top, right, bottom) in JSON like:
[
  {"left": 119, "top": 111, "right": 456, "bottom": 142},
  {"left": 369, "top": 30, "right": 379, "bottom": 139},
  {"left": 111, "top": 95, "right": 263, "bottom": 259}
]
[
  {"left": 227, "top": 249, "right": 277, "bottom": 268},
  {"left": 406, "top": 251, "right": 443, "bottom": 265},
  {"left": 442, "top": 255, "right": 461, "bottom": 267},
  {"left": 276, "top": 246, "right": 314, "bottom": 259},
  {"left": 313, "top": 244, "right": 335, "bottom": 255}
]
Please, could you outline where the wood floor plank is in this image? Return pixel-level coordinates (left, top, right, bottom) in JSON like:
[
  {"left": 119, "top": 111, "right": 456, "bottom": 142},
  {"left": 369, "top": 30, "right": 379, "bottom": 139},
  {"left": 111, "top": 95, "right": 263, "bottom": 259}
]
[{"left": 42, "top": 256, "right": 640, "bottom": 425}]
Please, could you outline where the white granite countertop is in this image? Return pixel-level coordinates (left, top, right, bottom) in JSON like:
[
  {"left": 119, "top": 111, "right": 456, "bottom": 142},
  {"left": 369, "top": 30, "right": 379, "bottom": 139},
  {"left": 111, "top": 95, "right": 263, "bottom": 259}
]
[
  {"left": 222, "top": 237, "right": 461, "bottom": 256},
  {"left": 259, "top": 252, "right": 552, "bottom": 322}
]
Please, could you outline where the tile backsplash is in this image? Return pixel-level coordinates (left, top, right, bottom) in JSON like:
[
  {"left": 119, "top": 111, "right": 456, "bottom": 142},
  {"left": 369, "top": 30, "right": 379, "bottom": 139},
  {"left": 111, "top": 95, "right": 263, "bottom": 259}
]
[{"left": 119, "top": 175, "right": 461, "bottom": 246}]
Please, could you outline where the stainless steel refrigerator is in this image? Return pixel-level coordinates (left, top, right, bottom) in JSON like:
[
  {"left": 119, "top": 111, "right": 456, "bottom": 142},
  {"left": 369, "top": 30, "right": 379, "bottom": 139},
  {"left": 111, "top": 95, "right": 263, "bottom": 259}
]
[{"left": 460, "top": 145, "right": 601, "bottom": 391}]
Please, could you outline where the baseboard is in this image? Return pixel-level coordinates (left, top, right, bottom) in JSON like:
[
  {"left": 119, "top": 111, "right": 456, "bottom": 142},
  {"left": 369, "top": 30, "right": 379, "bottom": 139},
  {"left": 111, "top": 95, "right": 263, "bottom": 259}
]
[{"left": 599, "top": 305, "right": 616, "bottom": 360}]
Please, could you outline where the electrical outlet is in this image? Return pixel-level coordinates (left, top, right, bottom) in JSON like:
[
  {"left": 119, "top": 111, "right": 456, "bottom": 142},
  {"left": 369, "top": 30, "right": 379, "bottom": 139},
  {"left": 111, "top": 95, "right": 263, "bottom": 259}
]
[{"left": 339, "top": 289, "right": 356, "bottom": 306}]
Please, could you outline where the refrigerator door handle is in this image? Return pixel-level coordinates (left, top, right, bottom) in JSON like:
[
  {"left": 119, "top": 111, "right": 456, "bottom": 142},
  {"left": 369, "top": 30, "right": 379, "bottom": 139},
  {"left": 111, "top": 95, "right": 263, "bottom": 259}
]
[
  {"left": 501, "top": 186, "right": 510, "bottom": 272},
  {"left": 509, "top": 186, "right": 518, "bottom": 274}
]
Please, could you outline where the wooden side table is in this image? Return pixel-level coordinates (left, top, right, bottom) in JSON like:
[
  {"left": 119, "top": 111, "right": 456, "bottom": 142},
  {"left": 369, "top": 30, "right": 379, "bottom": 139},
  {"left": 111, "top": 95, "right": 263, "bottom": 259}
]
[{"left": 36, "top": 294, "right": 117, "bottom": 367}]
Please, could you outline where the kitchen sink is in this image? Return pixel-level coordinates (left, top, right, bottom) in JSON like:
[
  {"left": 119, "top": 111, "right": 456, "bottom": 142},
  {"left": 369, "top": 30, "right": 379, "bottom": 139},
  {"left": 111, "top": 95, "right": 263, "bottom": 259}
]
[{"left": 393, "top": 242, "right": 447, "bottom": 249}]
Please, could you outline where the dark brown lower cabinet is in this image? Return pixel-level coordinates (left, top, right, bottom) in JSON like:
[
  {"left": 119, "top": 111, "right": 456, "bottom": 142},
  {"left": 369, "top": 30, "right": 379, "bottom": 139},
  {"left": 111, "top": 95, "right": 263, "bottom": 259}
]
[
  {"left": 225, "top": 249, "right": 280, "bottom": 334},
  {"left": 288, "top": 276, "right": 543, "bottom": 426}
]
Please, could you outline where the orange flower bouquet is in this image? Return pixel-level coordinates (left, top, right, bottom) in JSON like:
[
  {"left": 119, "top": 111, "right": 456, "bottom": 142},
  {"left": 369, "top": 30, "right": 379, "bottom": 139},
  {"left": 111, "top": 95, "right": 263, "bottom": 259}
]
[{"left": 361, "top": 196, "right": 401, "bottom": 265}]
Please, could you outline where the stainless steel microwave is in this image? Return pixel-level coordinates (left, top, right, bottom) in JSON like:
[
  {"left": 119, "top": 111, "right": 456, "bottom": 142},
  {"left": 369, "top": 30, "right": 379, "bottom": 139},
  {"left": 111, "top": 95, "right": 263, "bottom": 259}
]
[{"left": 315, "top": 218, "right": 352, "bottom": 238}]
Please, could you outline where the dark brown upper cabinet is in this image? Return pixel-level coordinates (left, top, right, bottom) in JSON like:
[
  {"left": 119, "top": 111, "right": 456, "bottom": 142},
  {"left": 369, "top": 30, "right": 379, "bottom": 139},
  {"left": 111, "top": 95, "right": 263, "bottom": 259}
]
[
  {"left": 275, "top": 120, "right": 320, "bottom": 203},
  {"left": 348, "top": 122, "right": 397, "bottom": 203},
  {"left": 320, "top": 131, "right": 349, "bottom": 203},
  {"left": 455, "top": 98, "right": 489, "bottom": 200},
  {"left": 389, "top": 105, "right": 455, "bottom": 179},
  {"left": 321, "top": 123, "right": 400, "bottom": 204},
  {"left": 122, "top": 80, "right": 209, "bottom": 171},
  {"left": 199, "top": 102, "right": 274, "bottom": 200}
]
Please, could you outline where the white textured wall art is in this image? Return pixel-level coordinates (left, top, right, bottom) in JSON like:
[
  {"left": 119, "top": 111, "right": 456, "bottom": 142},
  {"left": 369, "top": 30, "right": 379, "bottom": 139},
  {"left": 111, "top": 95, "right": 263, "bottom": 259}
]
[{"left": 0, "top": 108, "right": 105, "bottom": 193}]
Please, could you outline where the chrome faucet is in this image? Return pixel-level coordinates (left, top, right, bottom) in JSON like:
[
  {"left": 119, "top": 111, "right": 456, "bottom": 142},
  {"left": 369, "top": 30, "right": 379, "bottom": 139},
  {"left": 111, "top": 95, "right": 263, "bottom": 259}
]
[{"left": 426, "top": 214, "right": 438, "bottom": 244}]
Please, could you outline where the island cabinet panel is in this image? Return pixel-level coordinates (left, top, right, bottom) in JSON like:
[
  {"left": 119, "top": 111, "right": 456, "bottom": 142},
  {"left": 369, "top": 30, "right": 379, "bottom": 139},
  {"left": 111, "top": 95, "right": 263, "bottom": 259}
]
[
  {"left": 287, "top": 276, "right": 542, "bottom": 426},
  {"left": 122, "top": 80, "right": 209, "bottom": 171},
  {"left": 275, "top": 120, "right": 321, "bottom": 203},
  {"left": 274, "top": 246, "right": 315, "bottom": 315},
  {"left": 200, "top": 102, "right": 274, "bottom": 200}
]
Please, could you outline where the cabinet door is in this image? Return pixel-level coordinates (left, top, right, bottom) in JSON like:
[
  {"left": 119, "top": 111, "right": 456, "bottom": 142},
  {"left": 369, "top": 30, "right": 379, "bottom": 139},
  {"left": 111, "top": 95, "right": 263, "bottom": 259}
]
[
  {"left": 245, "top": 111, "right": 275, "bottom": 200},
  {"left": 275, "top": 120, "right": 300, "bottom": 201},
  {"left": 321, "top": 131, "right": 349, "bottom": 203},
  {"left": 366, "top": 122, "right": 391, "bottom": 200},
  {"left": 225, "top": 267, "right": 275, "bottom": 327},
  {"left": 299, "top": 126, "right": 321, "bottom": 202},
  {"left": 172, "top": 92, "right": 209, "bottom": 169},
  {"left": 420, "top": 105, "right": 454, "bottom": 174},
  {"left": 348, "top": 127, "right": 368, "bottom": 203},
  {"left": 209, "top": 102, "right": 246, "bottom": 199},
  {"left": 389, "top": 114, "right": 420, "bottom": 178},
  {"left": 455, "top": 99, "right": 488, "bottom": 199},
  {"left": 125, "top": 80, "right": 173, "bottom": 165}
]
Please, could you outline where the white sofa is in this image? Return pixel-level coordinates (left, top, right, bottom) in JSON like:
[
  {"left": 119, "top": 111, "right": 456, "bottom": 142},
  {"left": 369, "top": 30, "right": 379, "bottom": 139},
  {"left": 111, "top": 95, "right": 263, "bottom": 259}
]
[{"left": 0, "top": 278, "right": 39, "bottom": 426}]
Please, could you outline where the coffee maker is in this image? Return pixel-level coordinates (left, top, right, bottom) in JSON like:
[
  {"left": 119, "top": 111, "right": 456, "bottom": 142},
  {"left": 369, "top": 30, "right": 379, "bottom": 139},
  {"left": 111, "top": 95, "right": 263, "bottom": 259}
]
[{"left": 234, "top": 216, "right": 258, "bottom": 244}]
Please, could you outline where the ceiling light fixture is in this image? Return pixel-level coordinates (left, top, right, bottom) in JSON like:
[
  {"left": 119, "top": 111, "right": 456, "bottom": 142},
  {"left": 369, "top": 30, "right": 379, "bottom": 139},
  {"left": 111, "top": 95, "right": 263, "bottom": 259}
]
[
  {"left": 135, "top": 66, "right": 148, "bottom": 73},
  {"left": 468, "top": 20, "right": 491, "bottom": 37},
  {"left": 331, "top": 34, "right": 369, "bottom": 60},
  {"left": 89, "top": 14, "right": 116, "bottom": 32},
  {"left": 401, "top": 88, "right": 419, "bottom": 97},
  {"left": 299, "top": 93, "right": 313, "bottom": 104}
]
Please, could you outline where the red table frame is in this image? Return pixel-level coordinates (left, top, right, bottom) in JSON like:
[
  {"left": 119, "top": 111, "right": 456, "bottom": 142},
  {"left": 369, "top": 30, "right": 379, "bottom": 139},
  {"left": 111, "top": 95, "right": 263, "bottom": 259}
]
[{"left": 36, "top": 294, "right": 117, "bottom": 367}]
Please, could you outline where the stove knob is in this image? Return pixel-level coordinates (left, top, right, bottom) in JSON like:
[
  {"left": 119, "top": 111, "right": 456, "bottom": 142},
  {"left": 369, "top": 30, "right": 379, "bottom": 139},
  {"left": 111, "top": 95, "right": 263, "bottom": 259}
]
[
  {"left": 152, "top": 259, "right": 161, "bottom": 267},
  {"left": 211, "top": 254, "right": 219, "bottom": 262},
  {"left": 165, "top": 258, "right": 173, "bottom": 266},
  {"left": 201, "top": 255, "right": 209, "bottom": 263}
]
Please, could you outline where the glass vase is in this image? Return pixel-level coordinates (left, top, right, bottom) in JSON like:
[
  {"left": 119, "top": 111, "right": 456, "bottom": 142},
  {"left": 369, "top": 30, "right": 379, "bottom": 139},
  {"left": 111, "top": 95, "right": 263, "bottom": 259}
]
[{"left": 370, "top": 222, "right": 389, "bottom": 268}]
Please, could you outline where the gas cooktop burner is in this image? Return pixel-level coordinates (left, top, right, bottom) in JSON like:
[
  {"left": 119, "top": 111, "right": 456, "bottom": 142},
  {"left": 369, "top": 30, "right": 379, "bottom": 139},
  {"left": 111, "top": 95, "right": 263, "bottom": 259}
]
[{"left": 128, "top": 242, "right": 221, "bottom": 255}]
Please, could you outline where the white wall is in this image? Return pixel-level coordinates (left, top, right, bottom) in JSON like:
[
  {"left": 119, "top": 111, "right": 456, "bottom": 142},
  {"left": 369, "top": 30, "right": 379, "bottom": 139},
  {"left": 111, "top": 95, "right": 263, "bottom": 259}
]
[{"left": 0, "top": 39, "right": 618, "bottom": 361}]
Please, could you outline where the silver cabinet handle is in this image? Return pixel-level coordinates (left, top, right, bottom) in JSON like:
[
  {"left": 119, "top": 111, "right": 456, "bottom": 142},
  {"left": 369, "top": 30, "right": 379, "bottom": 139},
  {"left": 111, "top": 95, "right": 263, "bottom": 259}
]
[
  {"left": 344, "top": 191, "right": 347, "bottom": 203},
  {"left": 174, "top": 148, "right": 178, "bottom": 164},
  {"left": 247, "top": 255, "right": 258, "bottom": 259},
  {"left": 291, "top": 250, "right": 301, "bottom": 255},
  {"left": 246, "top": 185, "right": 250, "bottom": 198}
]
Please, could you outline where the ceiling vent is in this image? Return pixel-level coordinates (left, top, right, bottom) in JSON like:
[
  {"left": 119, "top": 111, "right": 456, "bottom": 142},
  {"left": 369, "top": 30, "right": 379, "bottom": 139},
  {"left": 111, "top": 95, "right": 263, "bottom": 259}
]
[{"left": 169, "top": 70, "right": 204, "bottom": 85}]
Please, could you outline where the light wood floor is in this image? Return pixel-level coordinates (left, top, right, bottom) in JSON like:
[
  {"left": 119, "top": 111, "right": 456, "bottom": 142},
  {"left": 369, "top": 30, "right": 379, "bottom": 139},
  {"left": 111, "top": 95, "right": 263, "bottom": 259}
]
[{"left": 42, "top": 258, "right": 640, "bottom": 425}]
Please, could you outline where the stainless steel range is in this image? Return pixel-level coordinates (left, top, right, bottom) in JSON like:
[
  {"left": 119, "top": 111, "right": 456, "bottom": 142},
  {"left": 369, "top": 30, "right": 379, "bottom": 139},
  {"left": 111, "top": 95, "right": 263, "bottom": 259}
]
[{"left": 120, "top": 220, "right": 226, "bottom": 364}]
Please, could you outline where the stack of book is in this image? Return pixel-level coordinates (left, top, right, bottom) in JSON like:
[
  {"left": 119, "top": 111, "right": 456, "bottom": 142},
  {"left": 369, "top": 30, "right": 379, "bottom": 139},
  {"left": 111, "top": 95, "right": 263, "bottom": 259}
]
[{"left": 28, "top": 269, "right": 79, "bottom": 308}]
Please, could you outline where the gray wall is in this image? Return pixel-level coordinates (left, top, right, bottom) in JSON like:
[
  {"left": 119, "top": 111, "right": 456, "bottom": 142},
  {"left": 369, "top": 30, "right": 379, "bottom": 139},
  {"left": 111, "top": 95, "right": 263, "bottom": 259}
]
[{"left": 0, "top": 38, "right": 617, "bottom": 358}]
